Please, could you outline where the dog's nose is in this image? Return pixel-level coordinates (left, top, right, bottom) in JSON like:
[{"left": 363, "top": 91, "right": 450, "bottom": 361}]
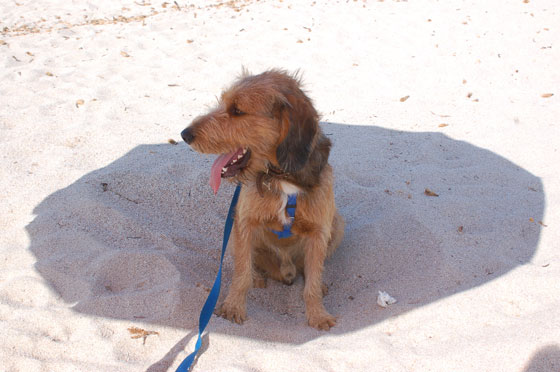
[{"left": 181, "top": 127, "right": 195, "bottom": 144}]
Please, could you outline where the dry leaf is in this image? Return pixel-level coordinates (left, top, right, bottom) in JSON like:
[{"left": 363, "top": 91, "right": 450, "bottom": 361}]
[
  {"left": 0, "top": 40, "right": 7, "bottom": 45},
  {"left": 462, "top": 79, "right": 467, "bottom": 84},
  {"left": 127, "top": 327, "right": 159, "bottom": 344},
  {"left": 538, "top": 221, "right": 547, "bottom": 227},
  {"left": 187, "top": 39, "right": 194, "bottom": 43},
  {"left": 467, "top": 92, "right": 473, "bottom": 98},
  {"left": 46, "top": 72, "right": 53, "bottom": 76},
  {"left": 541, "top": 93, "right": 554, "bottom": 98},
  {"left": 400, "top": 95, "right": 410, "bottom": 102},
  {"left": 296, "top": 39, "right": 303, "bottom": 43},
  {"left": 430, "top": 111, "right": 451, "bottom": 118},
  {"left": 424, "top": 188, "right": 439, "bottom": 197},
  {"left": 529, "top": 217, "right": 534, "bottom": 222},
  {"left": 120, "top": 51, "right": 130, "bottom": 57},
  {"left": 26, "top": 51, "right": 34, "bottom": 56},
  {"left": 168, "top": 139, "right": 178, "bottom": 145},
  {"left": 458, "top": 226, "right": 464, "bottom": 233},
  {"left": 76, "top": 99, "right": 84, "bottom": 108},
  {"left": 128, "top": 327, "right": 145, "bottom": 336},
  {"left": 438, "top": 123, "right": 449, "bottom": 128}
]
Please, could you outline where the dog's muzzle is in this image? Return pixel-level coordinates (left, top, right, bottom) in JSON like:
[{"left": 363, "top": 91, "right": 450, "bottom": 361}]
[{"left": 181, "top": 127, "right": 195, "bottom": 144}]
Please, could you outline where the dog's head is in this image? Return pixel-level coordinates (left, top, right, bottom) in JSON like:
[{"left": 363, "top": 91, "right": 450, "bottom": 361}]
[{"left": 181, "top": 69, "right": 330, "bottom": 194}]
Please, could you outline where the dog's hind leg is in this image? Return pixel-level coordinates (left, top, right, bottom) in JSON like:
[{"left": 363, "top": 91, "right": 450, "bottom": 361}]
[
  {"left": 278, "top": 249, "right": 297, "bottom": 285},
  {"left": 252, "top": 268, "right": 268, "bottom": 288}
]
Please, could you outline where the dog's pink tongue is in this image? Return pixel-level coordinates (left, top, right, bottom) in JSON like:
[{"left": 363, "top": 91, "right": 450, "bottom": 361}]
[{"left": 210, "top": 151, "right": 236, "bottom": 194}]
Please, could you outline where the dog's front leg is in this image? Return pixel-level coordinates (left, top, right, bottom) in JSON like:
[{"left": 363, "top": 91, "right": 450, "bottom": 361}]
[
  {"left": 217, "top": 220, "right": 254, "bottom": 324},
  {"left": 303, "top": 231, "right": 337, "bottom": 330}
]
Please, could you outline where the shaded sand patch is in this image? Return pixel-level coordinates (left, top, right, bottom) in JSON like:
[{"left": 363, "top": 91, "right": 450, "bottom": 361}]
[{"left": 26, "top": 124, "right": 543, "bottom": 345}]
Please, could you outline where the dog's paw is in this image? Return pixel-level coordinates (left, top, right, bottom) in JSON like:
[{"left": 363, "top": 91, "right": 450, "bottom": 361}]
[
  {"left": 282, "top": 276, "right": 295, "bottom": 286},
  {"left": 280, "top": 262, "right": 296, "bottom": 285},
  {"left": 307, "top": 311, "right": 337, "bottom": 331},
  {"left": 216, "top": 301, "right": 247, "bottom": 325}
]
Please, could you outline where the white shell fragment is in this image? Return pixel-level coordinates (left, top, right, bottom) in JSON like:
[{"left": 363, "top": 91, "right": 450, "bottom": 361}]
[{"left": 377, "top": 291, "right": 397, "bottom": 308}]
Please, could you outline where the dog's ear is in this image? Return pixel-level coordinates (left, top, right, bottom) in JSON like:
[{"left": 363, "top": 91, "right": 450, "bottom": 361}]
[{"left": 275, "top": 93, "right": 318, "bottom": 173}]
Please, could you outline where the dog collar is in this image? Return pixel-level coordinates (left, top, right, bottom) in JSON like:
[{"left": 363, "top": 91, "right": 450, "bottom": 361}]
[
  {"left": 255, "top": 163, "right": 291, "bottom": 196},
  {"left": 270, "top": 194, "right": 297, "bottom": 239}
]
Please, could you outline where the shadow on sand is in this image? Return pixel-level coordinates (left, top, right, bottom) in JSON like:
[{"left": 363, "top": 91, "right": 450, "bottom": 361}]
[{"left": 27, "top": 122, "right": 544, "bottom": 346}]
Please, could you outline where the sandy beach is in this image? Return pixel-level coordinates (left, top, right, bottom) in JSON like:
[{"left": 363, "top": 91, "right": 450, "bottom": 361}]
[{"left": 1, "top": 1, "right": 559, "bottom": 371}]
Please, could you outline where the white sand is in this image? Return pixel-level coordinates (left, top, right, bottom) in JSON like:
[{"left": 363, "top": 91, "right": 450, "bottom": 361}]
[{"left": 1, "top": 1, "right": 559, "bottom": 371}]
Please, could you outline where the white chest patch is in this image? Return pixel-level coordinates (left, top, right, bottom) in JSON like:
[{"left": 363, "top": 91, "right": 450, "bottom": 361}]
[
  {"left": 277, "top": 181, "right": 300, "bottom": 225},
  {"left": 280, "top": 181, "right": 301, "bottom": 195}
]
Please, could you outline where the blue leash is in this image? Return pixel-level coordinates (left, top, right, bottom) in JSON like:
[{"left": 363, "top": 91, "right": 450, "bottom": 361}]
[{"left": 175, "top": 183, "right": 241, "bottom": 372}]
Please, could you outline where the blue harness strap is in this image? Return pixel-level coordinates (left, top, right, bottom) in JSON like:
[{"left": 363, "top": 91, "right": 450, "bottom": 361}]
[
  {"left": 175, "top": 183, "right": 241, "bottom": 372},
  {"left": 271, "top": 194, "right": 297, "bottom": 239}
]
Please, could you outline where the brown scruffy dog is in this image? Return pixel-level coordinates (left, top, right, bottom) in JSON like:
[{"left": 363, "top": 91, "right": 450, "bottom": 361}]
[{"left": 181, "top": 69, "right": 344, "bottom": 330}]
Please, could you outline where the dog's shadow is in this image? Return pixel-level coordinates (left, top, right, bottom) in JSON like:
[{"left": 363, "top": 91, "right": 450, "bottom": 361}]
[{"left": 27, "top": 122, "right": 544, "bottom": 344}]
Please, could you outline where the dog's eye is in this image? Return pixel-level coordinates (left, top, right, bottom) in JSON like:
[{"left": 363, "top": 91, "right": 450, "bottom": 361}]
[{"left": 231, "top": 106, "right": 245, "bottom": 117}]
